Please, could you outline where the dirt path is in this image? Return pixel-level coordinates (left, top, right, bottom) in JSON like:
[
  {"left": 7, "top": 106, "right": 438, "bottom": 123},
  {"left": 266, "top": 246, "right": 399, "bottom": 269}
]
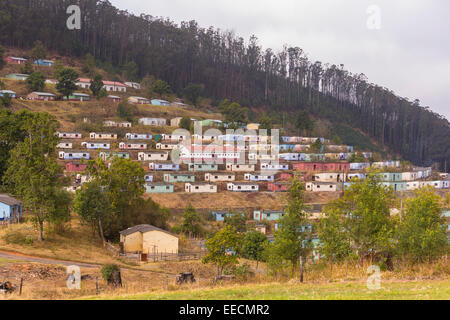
[{"left": 0, "top": 250, "right": 99, "bottom": 269}]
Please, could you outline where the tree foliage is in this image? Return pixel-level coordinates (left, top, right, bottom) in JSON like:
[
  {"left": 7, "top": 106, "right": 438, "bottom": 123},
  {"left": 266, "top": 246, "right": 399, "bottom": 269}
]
[
  {"left": 396, "top": 187, "right": 448, "bottom": 263},
  {"left": 2, "top": 111, "right": 69, "bottom": 241},
  {"left": 202, "top": 225, "right": 241, "bottom": 276},
  {"left": 26, "top": 71, "right": 45, "bottom": 91},
  {"left": 56, "top": 67, "right": 79, "bottom": 98},
  {"left": 183, "top": 83, "right": 204, "bottom": 106}
]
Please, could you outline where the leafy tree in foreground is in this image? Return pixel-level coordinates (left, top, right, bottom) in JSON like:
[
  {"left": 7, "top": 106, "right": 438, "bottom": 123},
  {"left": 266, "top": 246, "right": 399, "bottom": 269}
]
[
  {"left": 20, "top": 60, "right": 34, "bottom": 75},
  {"left": 202, "top": 225, "right": 241, "bottom": 276},
  {"left": 2, "top": 112, "right": 66, "bottom": 241},
  {"left": 396, "top": 187, "right": 447, "bottom": 263},
  {"left": 241, "top": 231, "right": 268, "bottom": 268},
  {"left": 264, "top": 176, "right": 312, "bottom": 275},
  {"left": 319, "top": 170, "right": 396, "bottom": 263},
  {"left": 180, "top": 203, "right": 202, "bottom": 237},
  {"left": 74, "top": 180, "right": 110, "bottom": 246}
]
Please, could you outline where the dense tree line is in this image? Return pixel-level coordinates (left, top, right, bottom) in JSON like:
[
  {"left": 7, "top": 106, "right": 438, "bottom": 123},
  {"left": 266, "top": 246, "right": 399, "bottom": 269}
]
[{"left": 0, "top": 0, "right": 448, "bottom": 171}]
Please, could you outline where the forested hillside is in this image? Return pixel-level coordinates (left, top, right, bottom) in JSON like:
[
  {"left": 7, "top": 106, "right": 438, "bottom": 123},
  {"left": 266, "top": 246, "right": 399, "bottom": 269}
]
[{"left": 0, "top": 0, "right": 448, "bottom": 171}]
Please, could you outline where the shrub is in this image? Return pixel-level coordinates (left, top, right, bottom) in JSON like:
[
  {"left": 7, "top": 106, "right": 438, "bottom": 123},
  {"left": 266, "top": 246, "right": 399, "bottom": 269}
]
[{"left": 101, "top": 264, "right": 120, "bottom": 281}]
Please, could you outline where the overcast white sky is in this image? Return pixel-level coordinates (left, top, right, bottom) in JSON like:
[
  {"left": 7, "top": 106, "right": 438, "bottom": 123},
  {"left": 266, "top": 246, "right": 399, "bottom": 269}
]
[{"left": 110, "top": 0, "right": 450, "bottom": 120}]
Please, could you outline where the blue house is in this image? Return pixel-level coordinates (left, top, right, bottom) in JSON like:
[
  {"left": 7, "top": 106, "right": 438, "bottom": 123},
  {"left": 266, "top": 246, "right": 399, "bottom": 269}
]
[
  {"left": 0, "top": 90, "right": 16, "bottom": 98},
  {"left": 34, "top": 59, "right": 54, "bottom": 67},
  {"left": 0, "top": 194, "right": 23, "bottom": 222},
  {"left": 151, "top": 99, "right": 170, "bottom": 106},
  {"left": 212, "top": 210, "right": 244, "bottom": 222}
]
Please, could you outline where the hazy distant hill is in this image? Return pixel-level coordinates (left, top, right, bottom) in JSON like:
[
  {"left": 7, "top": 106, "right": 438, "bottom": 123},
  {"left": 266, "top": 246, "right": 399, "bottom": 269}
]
[{"left": 0, "top": 0, "right": 448, "bottom": 171}]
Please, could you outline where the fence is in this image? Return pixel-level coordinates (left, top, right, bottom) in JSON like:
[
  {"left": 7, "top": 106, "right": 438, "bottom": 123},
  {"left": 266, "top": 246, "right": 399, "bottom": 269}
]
[{"left": 145, "top": 251, "right": 207, "bottom": 263}]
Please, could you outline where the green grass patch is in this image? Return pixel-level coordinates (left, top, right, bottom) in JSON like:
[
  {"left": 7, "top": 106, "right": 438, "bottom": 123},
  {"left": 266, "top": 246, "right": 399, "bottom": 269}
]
[{"left": 87, "top": 280, "right": 450, "bottom": 300}]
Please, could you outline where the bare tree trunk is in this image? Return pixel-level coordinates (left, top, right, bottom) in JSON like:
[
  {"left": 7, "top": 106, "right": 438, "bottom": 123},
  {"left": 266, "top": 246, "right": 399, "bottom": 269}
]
[
  {"left": 299, "top": 256, "right": 304, "bottom": 283},
  {"left": 99, "top": 218, "right": 106, "bottom": 248},
  {"left": 38, "top": 218, "right": 44, "bottom": 242}
]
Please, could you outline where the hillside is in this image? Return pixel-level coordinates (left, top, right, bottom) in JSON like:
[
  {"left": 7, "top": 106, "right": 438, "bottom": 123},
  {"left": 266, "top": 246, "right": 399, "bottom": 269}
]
[{"left": 0, "top": 0, "right": 449, "bottom": 171}]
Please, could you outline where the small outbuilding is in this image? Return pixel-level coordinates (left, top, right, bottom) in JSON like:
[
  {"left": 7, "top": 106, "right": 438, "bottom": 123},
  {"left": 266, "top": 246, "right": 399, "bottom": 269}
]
[{"left": 120, "top": 224, "right": 179, "bottom": 255}]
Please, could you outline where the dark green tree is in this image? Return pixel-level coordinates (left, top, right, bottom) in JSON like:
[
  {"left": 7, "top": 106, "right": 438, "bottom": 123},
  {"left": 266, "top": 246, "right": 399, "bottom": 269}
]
[
  {"left": 56, "top": 68, "right": 79, "bottom": 98},
  {"left": 183, "top": 83, "right": 204, "bottom": 106},
  {"left": 90, "top": 74, "right": 104, "bottom": 98},
  {"left": 26, "top": 71, "right": 45, "bottom": 91}
]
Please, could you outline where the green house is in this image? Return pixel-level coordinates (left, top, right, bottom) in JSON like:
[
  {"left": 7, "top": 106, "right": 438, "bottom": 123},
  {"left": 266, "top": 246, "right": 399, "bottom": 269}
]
[
  {"left": 164, "top": 173, "right": 195, "bottom": 183},
  {"left": 5, "top": 73, "right": 29, "bottom": 81},
  {"left": 99, "top": 152, "right": 130, "bottom": 161},
  {"left": 253, "top": 210, "right": 285, "bottom": 221},
  {"left": 381, "top": 181, "right": 407, "bottom": 192},
  {"left": 145, "top": 183, "right": 174, "bottom": 194},
  {"left": 188, "top": 163, "right": 219, "bottom": 172},
  {"left": 379, "top": 172, "right": 402, "bottom": 182}
]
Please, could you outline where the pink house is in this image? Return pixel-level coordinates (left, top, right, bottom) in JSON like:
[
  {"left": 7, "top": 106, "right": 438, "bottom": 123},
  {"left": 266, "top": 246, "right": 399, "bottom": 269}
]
[
  {"left": 267, "top": 182, "right": 290, "bottom": 192},
  {"left": 65, "top": 163, "right": 88, "bottom": 172},
  {"left": 278, "top": 172, "right": 294, "bottom": 181},
  {"left": 292, "top": 162, "right": 350, "bottom": 172}
]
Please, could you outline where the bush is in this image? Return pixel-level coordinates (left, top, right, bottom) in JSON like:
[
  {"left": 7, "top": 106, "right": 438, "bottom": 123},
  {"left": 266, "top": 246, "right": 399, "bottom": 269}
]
[{"left": 101, "top": 264, "right": 120, "bottom": 281}]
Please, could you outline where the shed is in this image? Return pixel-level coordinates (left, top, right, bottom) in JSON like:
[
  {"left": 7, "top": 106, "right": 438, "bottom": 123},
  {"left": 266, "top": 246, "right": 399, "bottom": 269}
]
[{"left": 120, "top": 224, "right": 178, "bottom": 254}]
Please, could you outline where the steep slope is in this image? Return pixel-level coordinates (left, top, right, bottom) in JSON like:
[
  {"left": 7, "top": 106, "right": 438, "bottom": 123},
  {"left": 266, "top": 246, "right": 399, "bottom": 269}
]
[{"left": 0, "top": 0, "right": 448, "bottom": 171}]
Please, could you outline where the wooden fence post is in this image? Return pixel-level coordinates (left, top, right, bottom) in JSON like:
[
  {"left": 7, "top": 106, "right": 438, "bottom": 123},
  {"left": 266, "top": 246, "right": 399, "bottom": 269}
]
[
  {"left": 95, "top": 277, "right": 99, "bottom": 295},
  {"left": 19, "top": 278, "right": 23, "bottom": 296}
]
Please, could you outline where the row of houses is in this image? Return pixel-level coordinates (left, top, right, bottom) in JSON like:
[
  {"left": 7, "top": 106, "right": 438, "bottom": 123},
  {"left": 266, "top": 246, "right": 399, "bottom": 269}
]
[
  {"left": 4, "top": 57, "right": 54, "bottom": 66},
  {"left": 304, "top": 180, "right": 450, "bottom": 193}
]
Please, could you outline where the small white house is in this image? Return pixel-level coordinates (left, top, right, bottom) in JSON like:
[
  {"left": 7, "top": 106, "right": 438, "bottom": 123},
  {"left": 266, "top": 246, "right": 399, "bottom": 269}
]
[
  {"left": 103, "top": 120, "right": 132, "bottom": 128},
  {"left": 81, "top": 142, "right": 111, "bottom": 150},
  {"left": 260, "top": 163, "right": 289, "bottom": 171},
  {"left": 406, "top": 181, "right": 421, "bottom": 191},
  {"left": 138, "top": 152, "right": 169, "bottom": 161},
  {"left": 89, "top": 132, "right": 117, "bottom": 140},
  {"left": 312, "top": 173, "right": 345, "bottom": 183},
  {"left": 156, "top": 142, "right": 180, "bottom": 150},
  {"left": 306, "top": 182, "right": 339, "bottom": 192},
  {"left": 227, "top": 182, "right": 259, "bottom": 192},
  {"left": 244, "top": 173, "right": 275, "bottom": 182},
  {"left": 401, "top": 172, "right": 419, "bottom": 182},
  {"left": 161, "top": 134, "right": 187, "bottom": 142},
  {"left": 205, "top": 173, "right": 236, "bottom": 182},
  {"left": 139, "top": 118, "right": 167, "bottom": 126},
  {"left": 126, "top": 133, "right": 152, "bottom": 140},
  {"left": 129, "top": 96, "right": 150, "bottom": 104},
  {"left": 57, "top": 142, "right": 73, "bottom": 149},
  {"left": 226, "top": 164, "right": 256, "bottom": 172},
  {"left": 278, "top": 153, "right": 299, "bottom": 161},
  {"left": 57, "top": 132, "right": 82, "bottom": 139},
  {"left": 119, "top": 142, "right": 147, "bottom": 150},
  {"left": 125, "top": 82, "right": 141, "bottom": 90},
  {"left": 185, "top": 183, "right": 218, "bottom": 193}
]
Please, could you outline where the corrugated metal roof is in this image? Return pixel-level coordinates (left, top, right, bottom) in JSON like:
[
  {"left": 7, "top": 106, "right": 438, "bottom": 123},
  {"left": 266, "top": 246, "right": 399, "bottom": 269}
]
[
  {"left": 0, "top": 194, "right": 22, "bottom": 206},
  {"left": 120, "top": 224, "right": 177, "bottom": 237}
]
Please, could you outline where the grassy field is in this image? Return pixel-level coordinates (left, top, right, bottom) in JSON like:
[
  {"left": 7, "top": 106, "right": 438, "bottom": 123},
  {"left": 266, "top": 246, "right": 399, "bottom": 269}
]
[{"left": 88, "top": 280, "right": 450, "bottom": 300}]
